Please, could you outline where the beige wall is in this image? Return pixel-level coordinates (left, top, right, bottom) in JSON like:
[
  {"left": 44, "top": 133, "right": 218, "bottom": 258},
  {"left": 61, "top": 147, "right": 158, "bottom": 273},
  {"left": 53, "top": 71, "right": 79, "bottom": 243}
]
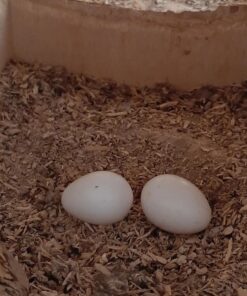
[
  {"left": 0, "top": 0, "right": 10, "bottom": 72},
  {"left": 4, "top": 0, "right": 247, "bottom": 89}
]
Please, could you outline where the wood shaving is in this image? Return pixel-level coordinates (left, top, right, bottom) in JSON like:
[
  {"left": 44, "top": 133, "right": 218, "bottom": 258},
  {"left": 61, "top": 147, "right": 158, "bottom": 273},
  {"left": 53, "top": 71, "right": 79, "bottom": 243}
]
[
  {"left": 238, "top": 288, "right": 247, "bottom": 296},
  {"left": 0, "top": 60, "right": 246, "bottom": 295},
  {"left": 0, "top": 245, "right": 29, "bottom": 296},
  {"left": 223, "top": 225, "right": 234, "bottom": 236},
  {"left": 224, "top": 238, "right": 233, "bottom": 263}
]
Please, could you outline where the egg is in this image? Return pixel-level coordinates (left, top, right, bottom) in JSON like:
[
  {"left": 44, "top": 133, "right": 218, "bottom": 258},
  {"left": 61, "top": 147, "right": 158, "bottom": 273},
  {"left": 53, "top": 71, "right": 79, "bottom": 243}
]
[
  {"left": 62, "top": 171, "right": 133, "bottom": 225},
  {"left": 141, "top": 174, "right": 212, "bottom": 234}
]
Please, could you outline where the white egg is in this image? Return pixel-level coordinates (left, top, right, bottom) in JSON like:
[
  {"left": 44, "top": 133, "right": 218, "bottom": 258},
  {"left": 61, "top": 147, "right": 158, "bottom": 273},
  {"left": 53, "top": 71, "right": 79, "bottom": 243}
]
[
  {"left": 62, "top": 171, "right": 133, "bottom": 225},
  {"left": 141, "top": 174, "right": 212, "bottom": 234}
]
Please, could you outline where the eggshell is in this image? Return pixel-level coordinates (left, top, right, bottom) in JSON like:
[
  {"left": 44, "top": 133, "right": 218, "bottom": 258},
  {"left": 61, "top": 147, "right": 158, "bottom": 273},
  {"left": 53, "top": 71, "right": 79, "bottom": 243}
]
[
  {"left": 141, "top": 174, "right": 212, "bottom": 234},
  {"left": 62, "top": 171, "right": 133, "bottom": 225}
]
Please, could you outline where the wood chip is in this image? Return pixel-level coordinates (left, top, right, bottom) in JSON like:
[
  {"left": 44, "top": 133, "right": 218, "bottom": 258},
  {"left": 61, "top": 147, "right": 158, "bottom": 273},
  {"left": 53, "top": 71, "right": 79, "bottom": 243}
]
[
  {"left": 224, "top": 239, "right": 233, "bottom": 263},
  {"left": 238, "top": 288, "right": 247, "bottom": 296},
  {"left": 155, "top": 270, "right": 163, "bottom": 282},
  {"left": 223, "top": 226, "right": 234, "bottom": 236},
  {"left": 148, "top": 253, "right": 167, "bottom": 265},
  {"left": 183, "top": 120, "right": 190, "bottom": 129},
  {"left": 176, "top": 255, "right": 187, "bottom": 266},
  {"left": 164, "top": 285, "right": 172, "bottom": 296},
  {"left": 106, "top": 111, "right": 128, "bottom": 117},
  {"left": 196, "top": 267, "right": 208, "bottom": 275},
  {"left": 94, "top": 263, "right": 111, "bottom": 276},
  {"left": 240, "top": 204, "right": 247, "bottom": 213},
  {"left": 239, "top": 232, "right": 247, "bottom": 242},
  {"left": 40, "top": 292, "right": 58, "bottom": 296},
  {"left": 159, "top": 101, "right": 178, "bottom": 110},
  {"left": 0, "top": 245, "right": 29, "bottom": 296},
  {"left": 5, "top": 128, "right": 21, "bottom": 136}
]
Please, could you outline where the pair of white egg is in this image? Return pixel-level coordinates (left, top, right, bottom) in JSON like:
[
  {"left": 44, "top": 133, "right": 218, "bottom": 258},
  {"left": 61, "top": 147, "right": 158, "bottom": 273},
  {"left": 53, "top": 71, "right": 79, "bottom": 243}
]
[{"left": 62, "top": 171, "right": 212, "bottom": 234}]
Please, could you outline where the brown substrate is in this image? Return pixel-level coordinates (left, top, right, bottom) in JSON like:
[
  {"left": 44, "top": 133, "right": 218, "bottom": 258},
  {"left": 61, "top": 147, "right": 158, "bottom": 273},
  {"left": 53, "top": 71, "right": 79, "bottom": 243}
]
[{"left": 0, "top": 61, "right": 246, "bottom": 296}]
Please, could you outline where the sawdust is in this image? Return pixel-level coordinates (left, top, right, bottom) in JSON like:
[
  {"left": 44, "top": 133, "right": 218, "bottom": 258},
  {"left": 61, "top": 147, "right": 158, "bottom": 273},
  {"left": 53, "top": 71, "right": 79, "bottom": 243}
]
[{"left": 0, "top": 61, "right": 246, "bottom": 295}]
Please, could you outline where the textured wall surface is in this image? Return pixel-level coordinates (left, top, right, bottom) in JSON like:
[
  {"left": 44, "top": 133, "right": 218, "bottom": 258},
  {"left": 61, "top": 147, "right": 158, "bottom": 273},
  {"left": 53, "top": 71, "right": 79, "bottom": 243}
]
[
  {"left": 0, "top": 0, "right": 10, "bottom": 72},
  {"left": 2, "top": 0, "right": 247, "bottom": 88}
]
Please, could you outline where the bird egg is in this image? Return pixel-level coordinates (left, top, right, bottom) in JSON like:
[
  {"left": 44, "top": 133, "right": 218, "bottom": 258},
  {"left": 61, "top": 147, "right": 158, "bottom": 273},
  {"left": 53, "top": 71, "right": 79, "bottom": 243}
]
[
  {"left": 141, "top": 174, "right": 212, "bottom": 234},
  {"left": 62, "top": 171, "right": 133, "bottom": 225}
]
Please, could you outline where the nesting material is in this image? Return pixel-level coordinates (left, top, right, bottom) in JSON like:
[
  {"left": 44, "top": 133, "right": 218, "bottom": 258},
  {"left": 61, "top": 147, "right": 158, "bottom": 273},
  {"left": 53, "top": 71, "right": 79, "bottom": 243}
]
[
  {"left": 0, "top": 61, "right": 246, "bottom": 295},
  {"left": 79, "top": 0, "right": 247, "bottom": 12},
  {"left": 0, "top": 245, "right": 29, "bottom": 296}
]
